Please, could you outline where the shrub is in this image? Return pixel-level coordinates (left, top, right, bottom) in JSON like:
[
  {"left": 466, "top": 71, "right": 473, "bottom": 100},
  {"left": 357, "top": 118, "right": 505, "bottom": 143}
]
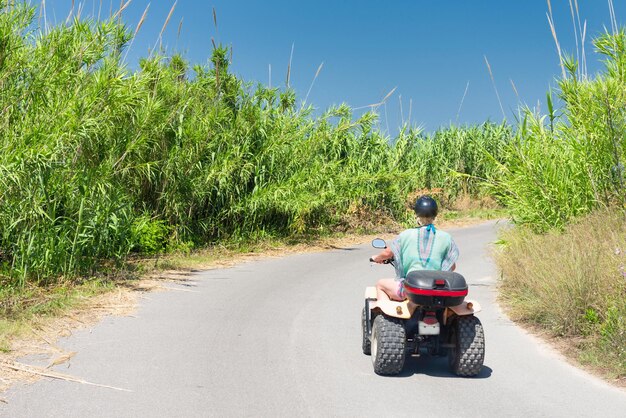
[{"left": 131, "top": 217, "right": 170, "bottom": 255}]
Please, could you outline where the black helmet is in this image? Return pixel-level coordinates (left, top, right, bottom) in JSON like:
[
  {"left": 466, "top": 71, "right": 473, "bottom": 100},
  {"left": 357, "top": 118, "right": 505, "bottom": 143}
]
[{"left": 414, "top": 195, "right": 438, "bottom": 217}]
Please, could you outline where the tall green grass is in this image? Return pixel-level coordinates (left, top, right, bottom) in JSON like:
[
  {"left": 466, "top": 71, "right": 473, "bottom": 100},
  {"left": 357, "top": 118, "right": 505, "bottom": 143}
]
[
  {"left": 0, "top": 2, "right": 511, "bottom": 286},
  {"left": 491, "top": 30, "right": 626, "bottom": 231}
]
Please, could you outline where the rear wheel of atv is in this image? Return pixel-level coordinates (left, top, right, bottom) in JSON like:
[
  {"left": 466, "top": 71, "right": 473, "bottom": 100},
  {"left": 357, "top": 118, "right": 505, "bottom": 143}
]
[
  {"left": 448, "top": 315, "right": 485, "bottom": 377},
  {"left": 371, "top": 314, "right": 406, "bottom": 375},
  {"left": 361, "top": 308, "right": 371, "bottom": 355}
]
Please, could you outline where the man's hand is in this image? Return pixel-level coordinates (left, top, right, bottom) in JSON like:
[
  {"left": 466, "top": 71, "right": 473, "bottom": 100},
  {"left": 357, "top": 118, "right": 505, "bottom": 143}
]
[{"left": 371, "top": 247, "right": 393, "bottom": 264}]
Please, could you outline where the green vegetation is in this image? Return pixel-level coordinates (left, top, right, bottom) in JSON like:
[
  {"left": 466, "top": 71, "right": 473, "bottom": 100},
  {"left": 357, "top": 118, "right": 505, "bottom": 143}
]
[
  {"left": 0, "top": 2, "right": 510, "bottom": 291},
  {"left": 491, "top": 30, "right": 626, "bottom": 232}
]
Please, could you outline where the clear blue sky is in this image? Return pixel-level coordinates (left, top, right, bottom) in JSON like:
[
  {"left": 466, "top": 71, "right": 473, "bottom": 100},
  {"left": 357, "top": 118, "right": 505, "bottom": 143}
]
[{"left": 42, "top": 1, "right": 624, "bottom": 133}]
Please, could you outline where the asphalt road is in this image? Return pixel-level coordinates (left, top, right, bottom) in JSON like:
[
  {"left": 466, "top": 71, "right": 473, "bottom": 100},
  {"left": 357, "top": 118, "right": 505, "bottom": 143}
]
[{"left": 3, "top": 220, "right": 626, "bottom": 417}]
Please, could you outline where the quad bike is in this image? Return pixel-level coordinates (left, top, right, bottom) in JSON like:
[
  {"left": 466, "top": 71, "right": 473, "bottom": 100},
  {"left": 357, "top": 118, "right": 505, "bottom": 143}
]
[{"left": 362, "top": 238, "right": 485, "bottom": 376}]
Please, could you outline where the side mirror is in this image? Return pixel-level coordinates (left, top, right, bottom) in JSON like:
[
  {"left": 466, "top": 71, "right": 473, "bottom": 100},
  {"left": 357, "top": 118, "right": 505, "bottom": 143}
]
[{"left": 372, "top": 238, "right": 387, "bottom": 249}]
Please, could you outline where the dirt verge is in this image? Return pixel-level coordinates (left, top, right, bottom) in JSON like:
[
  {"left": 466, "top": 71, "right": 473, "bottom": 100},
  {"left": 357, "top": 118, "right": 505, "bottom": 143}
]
[{"left": 496, "top": 299, "right": 626, "bottom": 391}]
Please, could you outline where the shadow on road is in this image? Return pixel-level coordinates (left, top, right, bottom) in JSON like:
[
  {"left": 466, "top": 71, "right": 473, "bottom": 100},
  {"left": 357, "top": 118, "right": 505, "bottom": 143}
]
[{"left": 394, "top": 356, "right": 493, "bottom": 379}]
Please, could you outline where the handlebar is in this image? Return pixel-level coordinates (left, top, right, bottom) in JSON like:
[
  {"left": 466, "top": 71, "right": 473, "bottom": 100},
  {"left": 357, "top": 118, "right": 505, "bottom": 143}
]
[{"left": 369, "top": 257, "right": 393, "bottom": 264}]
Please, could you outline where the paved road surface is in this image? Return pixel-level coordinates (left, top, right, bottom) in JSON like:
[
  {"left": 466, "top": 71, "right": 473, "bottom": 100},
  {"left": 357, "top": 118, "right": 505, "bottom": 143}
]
[{"left": 3, "top": 220, "right": 626, "bottom": 417}]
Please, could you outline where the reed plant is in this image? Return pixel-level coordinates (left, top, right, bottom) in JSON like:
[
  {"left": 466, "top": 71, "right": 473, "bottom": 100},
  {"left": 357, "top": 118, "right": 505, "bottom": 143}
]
[{"left": 490, "top": 29, "right": 626, "bottom": 231}]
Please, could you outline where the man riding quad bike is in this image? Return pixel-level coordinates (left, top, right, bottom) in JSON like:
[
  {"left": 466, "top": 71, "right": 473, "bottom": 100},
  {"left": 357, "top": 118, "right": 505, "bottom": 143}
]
[{"left": 362, "top": 196, "right": 485, "bottom": 376}]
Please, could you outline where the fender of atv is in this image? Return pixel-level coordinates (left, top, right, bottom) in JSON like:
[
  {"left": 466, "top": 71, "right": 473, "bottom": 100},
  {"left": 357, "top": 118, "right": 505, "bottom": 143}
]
[
  {"left": 364, "top": 286, "right": 416, "bottom": 319},
  {"left": 449, "top": 299, "right": 481, "bottom": 315}
]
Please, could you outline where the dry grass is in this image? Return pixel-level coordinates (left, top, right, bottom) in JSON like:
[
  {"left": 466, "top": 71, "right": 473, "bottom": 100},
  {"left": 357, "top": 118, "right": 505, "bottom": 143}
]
[{"left": 496, "top": 209, "right": 626, "bottom": 379}]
